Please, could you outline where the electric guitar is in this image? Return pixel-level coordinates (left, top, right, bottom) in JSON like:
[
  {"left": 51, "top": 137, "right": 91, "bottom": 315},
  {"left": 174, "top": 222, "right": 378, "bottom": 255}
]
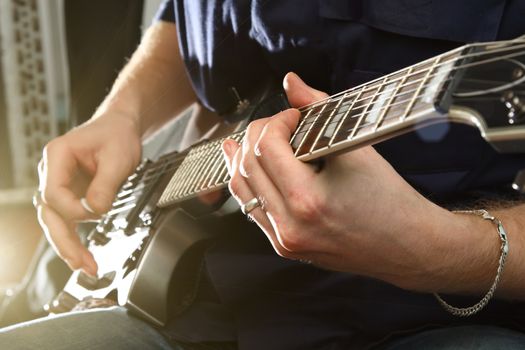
[{"left": 48, "top": 36, "right": 525, "bottom": 326}]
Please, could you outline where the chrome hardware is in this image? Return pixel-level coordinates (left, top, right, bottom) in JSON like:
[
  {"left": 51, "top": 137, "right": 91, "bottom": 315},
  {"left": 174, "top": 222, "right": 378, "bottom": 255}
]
[
  {"left": 512, "top": 170, "right": 525, "bottom": 193},
  {"left": 501, "top": 91, "right": 525, "bottom": 125},
  {"left": 140, "top": 211, "right": 153, "bottom": 227},
  {"left": 230, "top": 87, "right": 250, "bottom": 115}
]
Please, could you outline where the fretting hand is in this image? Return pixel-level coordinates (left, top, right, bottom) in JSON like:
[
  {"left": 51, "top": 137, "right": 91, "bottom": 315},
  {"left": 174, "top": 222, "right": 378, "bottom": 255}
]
[{"left": 221, "top": 72, "right": 488, "bottom": 291}]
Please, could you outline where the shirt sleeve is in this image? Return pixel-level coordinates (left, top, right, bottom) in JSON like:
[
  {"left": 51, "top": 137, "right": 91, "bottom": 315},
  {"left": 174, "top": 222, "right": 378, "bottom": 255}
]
[{"left": 154, "top": 0, "right": 175, "bottom": 23}]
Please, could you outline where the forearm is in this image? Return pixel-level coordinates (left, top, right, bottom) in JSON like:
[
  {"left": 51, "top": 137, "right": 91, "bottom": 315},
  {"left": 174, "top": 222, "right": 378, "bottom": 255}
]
[
  {"left": 93, "top": 21, "right": 197, "bottom": 139},
  {"left": 400, "top": 200, "right": 525, "bottom": 300}
]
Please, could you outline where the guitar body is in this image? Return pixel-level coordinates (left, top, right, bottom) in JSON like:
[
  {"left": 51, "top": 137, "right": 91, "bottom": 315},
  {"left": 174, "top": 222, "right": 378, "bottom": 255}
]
[
  {"left": 49, "top": 91, "right": 290, "bottom": 325},
  {"left": 50, "top": 36, "right": 525, "bottom": 326}
]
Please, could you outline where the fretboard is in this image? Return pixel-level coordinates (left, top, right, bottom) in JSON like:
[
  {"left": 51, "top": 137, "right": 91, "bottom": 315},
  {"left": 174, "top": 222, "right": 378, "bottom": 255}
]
[{"left": 157, "top": 48, "right": 462, "bottom": 208}]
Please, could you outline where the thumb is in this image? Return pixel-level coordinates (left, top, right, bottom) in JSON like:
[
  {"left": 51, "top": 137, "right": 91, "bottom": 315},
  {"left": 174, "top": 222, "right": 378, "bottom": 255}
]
[
  {"left": 283, "top": 72, "right": 329, "bottom": 108},
  {"left": 85, "top": 150, "right": 137, "bottom": 214}
]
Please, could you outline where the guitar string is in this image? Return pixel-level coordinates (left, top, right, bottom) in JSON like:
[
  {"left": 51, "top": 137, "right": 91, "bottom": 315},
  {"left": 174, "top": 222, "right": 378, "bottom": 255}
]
[
  {"left": 115, "top": 48, "right": 525, "bottom": 204},
  {"left": 111, "top": 88, "right": 457, "bottom": 211},
  {"left": 288, "top": 45, "right": 525, "bottom": 139},
  {"left": 139, "top": 43, "right": 525, "bottom": 178},
  {"left": 296, "top": 41, "right": 525, "bottom": 113},
  {"left": 277, "top": 49, "right": 525, "bottom": 148},
  {"left": 267, "top": 46, "right": 525, "bottom": 146},
  {"left": 294, "top": 46, "right": 525, "bottom": 131},
  {"left": 132, "top": 73, "right": 523, "bottom": 196},
  {"left": 131, "top": 68, "right": 524, "bottom": 193},
  {"left": 289, "top": 52, "right": 525, "bottom": 147}
]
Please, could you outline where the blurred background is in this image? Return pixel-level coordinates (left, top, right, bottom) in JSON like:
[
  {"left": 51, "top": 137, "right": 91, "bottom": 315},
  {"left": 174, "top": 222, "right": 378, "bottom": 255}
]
[{"left": 0, "top": 0, "right": 166, "bottom": 318}]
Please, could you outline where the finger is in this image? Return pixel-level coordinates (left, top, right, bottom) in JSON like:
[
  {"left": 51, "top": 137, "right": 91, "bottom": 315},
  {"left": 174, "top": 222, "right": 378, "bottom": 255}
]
[
  {"left": 240, "top": 117, "right": 270, "bottom": 177},
  {"left": 85, "top": 146, "right": 137, "bottom": 214},
  {"left": 283, "top": 72, "right": 329, "bottom": 108},
  {"left": 239, "top": 119, "right": 288, "bottom": 216},
  {"left": 42, "top": 142, "right": 96, "bottom": 221},
  {"left": 222, "top": 140, "right": 293, "bottom": 257},
  {"left": 223, "top": 139, "right": 269, "bottom": 222},
  {"left": 254, "top": 109, "right": 318, "bottom": 197},
  {"left": 37, "top": 203, "right": 98, "bottom": 275}
]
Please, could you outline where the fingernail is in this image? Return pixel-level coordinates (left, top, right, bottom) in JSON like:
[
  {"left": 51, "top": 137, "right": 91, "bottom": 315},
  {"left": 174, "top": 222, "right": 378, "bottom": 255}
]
[
  {"left": 80, "top": 198, "right": 96, "bottom": 214},
  {"left": 83, "top": 253, "right": 98, "bottom": 277},
  {"left": 222, "top": 140, "right": 233, "bottom": 156}
]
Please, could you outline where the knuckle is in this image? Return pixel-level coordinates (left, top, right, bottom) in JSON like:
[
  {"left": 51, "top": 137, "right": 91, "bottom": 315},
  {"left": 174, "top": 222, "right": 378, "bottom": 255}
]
[
  {"left": 43, "top": 138, "right": 63, "bottom": 157},
  {"left": 287, "top": 190, "right": 324, "bottom": 222},
  {"left": 247, "top": 117, "right": 269, "bottom": 132},
  {"left": 274, "top": 246, "right": 291, "bottom": 258},
  {"left": 239, "top": 154, "right": 255, "bottom": 177},
  {"left": 278, "top": 227, "right": 305, "bottom": 252},
  {"left": 88, "top": 190, "right": 113, "bottom": 214},
  {"left": 228, "top": 175, "right": 241, "bottom": 198},
  {"left": 41, "top": 187, "right": 56, "bottom": 205},
  {"left": 254, "top": 137, "right": 271, "bottom": 157}
]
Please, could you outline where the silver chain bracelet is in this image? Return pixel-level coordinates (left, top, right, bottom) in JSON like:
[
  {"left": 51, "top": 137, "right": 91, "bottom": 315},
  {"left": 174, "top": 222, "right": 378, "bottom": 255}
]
[{"left": 433, "top": 209, "right": 509, "bottom": 317}]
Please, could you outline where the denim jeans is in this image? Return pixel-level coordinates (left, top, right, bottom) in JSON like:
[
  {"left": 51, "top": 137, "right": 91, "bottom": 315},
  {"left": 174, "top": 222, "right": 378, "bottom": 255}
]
[
  {"left": 378, "top": 325, "right": 525, "bottom": 350},
  {"left": 0, "top": 306, "right": 240, "bottom": 350},
  {"left": 1, "top": 306, "right": 524, "bottom": 349}
]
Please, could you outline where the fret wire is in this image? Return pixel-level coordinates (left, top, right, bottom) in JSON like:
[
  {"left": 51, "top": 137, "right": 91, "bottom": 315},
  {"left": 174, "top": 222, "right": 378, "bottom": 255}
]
[
  {"left": 290, "top": 107, "right": 315, "bottom": 148},
  {"left": 196, "top": 141, "right": 223, "bottom": 192},
  {"left": 328, "top": 89, "right": 363, "bottom": 147},
  {"left": 325, "top": 97, "right": 438, "bottom": 154},
  {"left": 294, "top": 102, "right": 329, "bottom": 156},
  {"left": 214, "top": 132, "right": 243, "bottom": 186},
  {"left": 175, "top": 151, "right": 202, "bottom": 198},
  {"left": 186, "top": 142, "right": 214, "bottom": 196},
  {"left": 348, "top": 78, "right": 387, "bottom": 140},
  {"left": 151, "top": 72, "right": 454, "bottom": 196},
  {"left": 203, "top": 140, "right": 228, "bottom": 189},
  {"left": 183, "top": 144, "right": 208, "bottom": 196},
  {"left": 163, "top": 159, "right": 189, "bottom": 199},
  {"left": 296, "top": 41, "right": 502, "bottom": 114},
  {"left": 400, "top": 57, "right": 441, "bottom": 121},
  {"left": 172, "top": 153, "right": 196, "bottom": 197},
  {"left": 210, "top": 151, "right": 229, "bottom": 187},
  {"left": 303, "top": 80, "right": 449, "bottom": 151},
  {"left": 295, "top": 72, "right": 457, "bottom": 142},
  {"left": 214, "top": 164, "right": 228, "bottom": 187},
  {"left": 158, "top": 42, "right": 525, "bottom": 205},
  {"left": 296, "top": 74, "right": 427, "bottom": 144},
  {"left": 299, "top": 69, "right": 447, "bottom": 132},
  {"left": 373, "top": 68, "right": 413, "bottom": 131},
  {"left": 296, "top": 42, "right": 525, "bottom": 118},
  {"left": 181, "top": 145, "right": 211, "bottom": 196},
  {"left": 219, "top": 164, "right": 231, "bottom": 185},
  {"left": 308, "top": 93, "right": 347, "bottom": 153},
  {"left": 187, "top": 45, "right": 522, "bottom": 176}
]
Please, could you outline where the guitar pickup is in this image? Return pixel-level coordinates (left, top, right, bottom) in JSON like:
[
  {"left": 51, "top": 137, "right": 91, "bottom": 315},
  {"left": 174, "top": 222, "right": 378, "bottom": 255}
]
[{"left": 77, "top": 271, "right": 116, "bottom": 290}]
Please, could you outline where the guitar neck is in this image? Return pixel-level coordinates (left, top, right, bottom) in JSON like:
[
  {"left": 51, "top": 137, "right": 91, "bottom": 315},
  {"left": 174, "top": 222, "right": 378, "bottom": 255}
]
[
  {"left": 290, "top": 48, "right": 466, "bottom": 160},
  {"left": 156, "top": 47, "right": 467, "bottom": 208}
]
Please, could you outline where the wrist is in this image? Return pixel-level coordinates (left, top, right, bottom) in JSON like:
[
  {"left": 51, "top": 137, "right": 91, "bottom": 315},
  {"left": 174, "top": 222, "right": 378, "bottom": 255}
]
[
  {"left": 91, "top": 97, "right": 143, "bottom": 138},
  {"left": 392, "top": 201, "right": 499, "bottom": 294},
  {"left": 419, "top": 206, "right": 501, "bottom": 294}
]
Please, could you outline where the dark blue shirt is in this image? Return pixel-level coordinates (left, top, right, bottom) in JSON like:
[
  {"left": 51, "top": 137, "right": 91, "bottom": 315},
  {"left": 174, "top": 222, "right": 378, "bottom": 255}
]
[{"left": 156, "top": 1, "right": 525, "bottom": 349}]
